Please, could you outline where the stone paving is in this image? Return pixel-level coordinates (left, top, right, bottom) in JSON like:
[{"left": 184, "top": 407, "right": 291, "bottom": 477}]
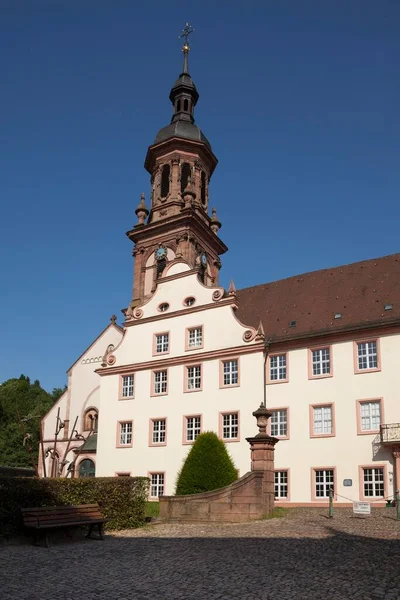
[{"left": 1, "top": 508, "right": 399, "bottom": 600}]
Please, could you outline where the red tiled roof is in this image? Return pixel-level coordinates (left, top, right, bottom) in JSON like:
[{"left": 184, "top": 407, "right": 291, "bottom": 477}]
[{"left": 236, "top": 253, "right": 400, "bottom": 341}]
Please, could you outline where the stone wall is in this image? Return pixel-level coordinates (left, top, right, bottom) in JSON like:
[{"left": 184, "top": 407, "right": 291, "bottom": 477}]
[{"left": 159, "top": 470, "right": 274, "bottom": 523}]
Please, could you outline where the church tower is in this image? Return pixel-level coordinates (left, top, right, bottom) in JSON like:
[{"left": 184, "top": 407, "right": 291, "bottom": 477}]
[{"left": 126, "top": 25, "right": 227, "bottom": 310}]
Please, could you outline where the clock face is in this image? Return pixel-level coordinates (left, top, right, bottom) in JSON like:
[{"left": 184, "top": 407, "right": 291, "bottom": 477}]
[
  {"left": 155, "top": 247, "right": 167, "bottom": 260},
  {"left": 200, "top": 253, "right": 207, "bottom": 267}
]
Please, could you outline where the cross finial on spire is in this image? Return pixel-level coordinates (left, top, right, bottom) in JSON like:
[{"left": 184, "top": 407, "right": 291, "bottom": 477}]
[
  {"left": 179, "top": 22, "right": 194, "bottom": 48},
  {"left": 179, "top": 22, "right": 194, "bottom": 74}
]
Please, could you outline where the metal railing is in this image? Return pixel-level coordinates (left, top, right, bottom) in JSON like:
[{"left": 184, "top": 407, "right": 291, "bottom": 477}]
[{"left": 380, "top": 423, "right": 400, "bottom": 444}]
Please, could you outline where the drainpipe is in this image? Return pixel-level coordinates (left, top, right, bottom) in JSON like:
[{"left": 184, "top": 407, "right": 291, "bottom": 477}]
[{"left": 263, "top": 339, "right": 271, "bottom": 408}]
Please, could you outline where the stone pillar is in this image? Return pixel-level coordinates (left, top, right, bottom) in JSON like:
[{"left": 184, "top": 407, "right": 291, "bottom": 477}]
[
  {"left": 246, "top": 405, "right": 278, "bottom": 516},
  {"left": 392, "top": 445, "right": 400, "bottom": 495}
]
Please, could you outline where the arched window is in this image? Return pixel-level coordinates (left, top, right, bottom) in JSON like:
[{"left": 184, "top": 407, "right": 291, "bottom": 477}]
[
  {"left": 161, "top": 164, "right": 170, "bottom": 198},
  {"left": 181, "top": 163, "right": 191, "bottom": 194},
  {"left": 183, "top": 99, "right": 189, "bottom": 112},
  {"left": 84, "top": 409, "right": 98, "bottom": 432},
  {"left": 177, "top": 99, "right": 181, "bottom": 112},
  {"left": 78, "top": 459, "right": 95, "bottom": 478},
  {"left": 200, "top": 171, "right": 206, "bottom": 206}
]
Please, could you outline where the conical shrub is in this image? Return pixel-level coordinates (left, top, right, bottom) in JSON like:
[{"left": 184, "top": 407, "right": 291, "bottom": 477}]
[{"left": 175, "top": 431, "right": 238, "bottom": 495}]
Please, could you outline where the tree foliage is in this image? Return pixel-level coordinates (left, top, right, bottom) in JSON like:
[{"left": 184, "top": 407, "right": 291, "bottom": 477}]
[
  {"left": 0, "top": 375, "right": 61, "bottom": 468},
  {"left": 175, "top": 431, "right": 238, "bottom": 495}
]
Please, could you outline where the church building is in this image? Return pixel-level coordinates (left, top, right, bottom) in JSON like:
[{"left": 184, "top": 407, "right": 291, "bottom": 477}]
[{"left": 41, "top": 33, "right": 400, "bottom": 506}]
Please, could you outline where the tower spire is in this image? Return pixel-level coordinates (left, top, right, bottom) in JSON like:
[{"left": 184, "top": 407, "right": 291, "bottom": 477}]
[{"left": 179, "top": 22, "right": 194, "bottom": 74}]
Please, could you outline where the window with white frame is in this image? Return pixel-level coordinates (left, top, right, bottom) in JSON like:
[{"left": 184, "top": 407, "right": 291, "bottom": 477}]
[
  {"left": 187, "top": 365, "right": 201, "bottom": 390},
  {"left": 222, "top": 360, "right": 239, "bottom": 386},
  {"left": 313, "top": 405, "right": 333, "bottom": 435},
  {"left": 154, "top": 370, "right": 167, "bottom": 394},
  {"left": 270, "top": 409, "right": 288, "bottom": 437},
  {"left": 360, "top": 401, "right": 381, "bottom": 432},
  {"left": 357, "top": 341, "right": 378, "bottom": 370},
  {"left": 119, "top": 422, "right": 132, "bottom": 446},
  {"left": 185, "top": 416, "right": 201, "bottom": 442},
  {"left": 312, "top": 348, "right": 331, "bottom": 376},
  {"left": 121, "top": 375, "right": 134, "bottom": 398},
  {"left": 269, "top": 354, "right": 287, "bottom": 381},
  {"left": 152, "top": 419, "right": 166, "bottom": 444},
  {"left": 222, "top": 413, "right": 239, "bottom": 440},
  {"left": 155, "top": 333, "right": 169, "bottom": 353},
  {"left": 188, "top": 327, "right": 203, "bottom": 348},
  {"left": 274, "top": 471, "right": 288, "bottom": 499},
  {"left": 150, "top": 473, "right": 165, "bottom": 498},
  {"left": 363, "top": 467, "right": 384, "bottom": 497},
  {"left": 314, "top": 469, "right": 334, "bottom": 498}
]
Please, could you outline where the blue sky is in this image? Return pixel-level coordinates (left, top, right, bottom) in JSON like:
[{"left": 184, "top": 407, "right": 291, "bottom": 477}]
[{"left": 1, "top": 0, "right": 399, "bottom": 391}]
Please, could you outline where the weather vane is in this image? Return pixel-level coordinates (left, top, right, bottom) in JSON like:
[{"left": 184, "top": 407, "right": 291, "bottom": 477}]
[{"left": 179, "top": 22, "right": 194, "bottom": 49}]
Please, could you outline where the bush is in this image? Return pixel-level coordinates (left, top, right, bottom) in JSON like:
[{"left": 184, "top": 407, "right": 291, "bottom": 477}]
[
  {"left": 175, "top": 432, "right": 238, "bottom": 495},
  {"left": 0, "top": 476, "right": 149, "bottom": 537}
]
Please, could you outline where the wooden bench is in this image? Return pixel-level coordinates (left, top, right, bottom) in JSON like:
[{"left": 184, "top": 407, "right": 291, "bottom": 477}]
[{"left": 21, "top": 504, "right": 106, "bottom": 547}]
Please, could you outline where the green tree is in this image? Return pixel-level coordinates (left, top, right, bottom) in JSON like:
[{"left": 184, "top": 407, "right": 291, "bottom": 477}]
[
  {"left": 0, "top": 375, "right": 60, "bottom": 468},
  {"left": 175, "top": 431, "right": 238, "bottom": 495}
]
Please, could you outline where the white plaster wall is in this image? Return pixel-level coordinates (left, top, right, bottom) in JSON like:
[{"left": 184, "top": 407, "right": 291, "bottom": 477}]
[{"left": 269, "top": 333, "right": 400, "bottom": 503}]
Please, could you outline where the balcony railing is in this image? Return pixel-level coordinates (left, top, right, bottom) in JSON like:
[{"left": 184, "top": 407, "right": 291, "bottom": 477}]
[{"left": 380, "top": 423, "right": 400, "bottom": 444}]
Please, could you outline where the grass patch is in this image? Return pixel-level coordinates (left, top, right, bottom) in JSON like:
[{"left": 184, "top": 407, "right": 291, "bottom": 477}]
[
  {"left": 145, "top": 501, "right": 160, "bottom": 518},
  {"left": 262, "top": 507, "right": 290, "bottom": 520}
]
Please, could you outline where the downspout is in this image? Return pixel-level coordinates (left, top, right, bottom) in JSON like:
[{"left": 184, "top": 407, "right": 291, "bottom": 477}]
[{"left": 263, "top": 339, "right": 271, "bottom": 408}]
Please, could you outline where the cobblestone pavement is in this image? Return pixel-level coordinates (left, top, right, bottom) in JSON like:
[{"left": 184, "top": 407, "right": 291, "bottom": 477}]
[{"left": 1, "top": 508, "right": 399, "bottom": 600}]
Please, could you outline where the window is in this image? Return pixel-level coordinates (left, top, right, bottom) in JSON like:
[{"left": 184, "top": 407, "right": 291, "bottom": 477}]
[
  {"left": 310, "top": 347, "right": 331, "bottom": 377},
  {"left": 356, "top": 340, "right": 378, "bottom": 371},
  {"left": 78, "top": 459, "right": 95, "bottom": 478},
  {"left": 221, "top": 413, "right": 239, "bottom": 440},
  {"left": 181, "top": 163, "right": 192, "bottom": 193},
  {"left": 187, "top": 327, "right": 203, "bottom": 349},
  {"left": 153, "top": 370, "right": 168, "bottom": 395},
  {"left": 311, "top": 405, "right": 334, "bottom": 436},
  {"left": 314, "top": 469, "right": 334, "bottom": 498},
  {"left": 121, "top": 375, "right": 134, "bottom": 399},
  {"left": 185, "top": 416, "right": 201, "bottom": 442},
  {"left": 150, "top": 473, "right": 165, "bottom": 498},
  {"left": 183, "top": 98, "right": 189, "bottom": 111},
  {"left": 151, "top": 419, "right": 166, "bottom": 445},
  {"left": 362, "top": 467, "right": 384, "bottom": 497},
  {"left": 359, "top": 400, "right": 381, "bottom": 433},
  {"left": 84, "top": 408, "right": 99, "bottom": 431},
  {"left": 274, "top": 471, "right": 288, "bottom": 499},
  {"left": 158, "top": 303, "right": 169, "bottom": 312},
  {"left": 200, "top": 171, "right": 206, "bottom": 205},
  {"left": 221, "top": 359, "right": 239, "bottom": 387},
  {"left": 161, "top": 164, "right": 170, "bottom": 198},
  {"left": 186, "top": 365, "right": 202, "bottom": 391},
  {"left": 270, "top": 409, "right": 288, "bottom": 438},
  {"left": 269, "top": 354, "right": 287, "bottom": 382},
  {"left": 118, "top": 422, "right": 133, "bottom": 446},
  {"left": 184, "top": 296, "right": 196, "bottom": 307},
  {"left": 155, "top": 333, "right": 169, "bottom": 354}
]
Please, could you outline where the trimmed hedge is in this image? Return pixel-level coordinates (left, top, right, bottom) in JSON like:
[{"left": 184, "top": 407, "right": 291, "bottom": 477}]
[
  {"left": 0, "top": 476, "right": 149, "bottom": 537},
  {"left": 175, "top": 431, "right": 238, "bottom": 495}
]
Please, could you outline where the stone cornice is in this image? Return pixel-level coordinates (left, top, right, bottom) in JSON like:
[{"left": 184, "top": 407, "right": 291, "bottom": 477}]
[
  {"left": 95, "top": 341, "right": 264, "bottom": 377},
  {"left": 124, "top": 296, "right": 238, "bottom": 328}
]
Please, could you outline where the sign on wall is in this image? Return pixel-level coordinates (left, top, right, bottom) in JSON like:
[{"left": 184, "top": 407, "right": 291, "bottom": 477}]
[{"left": 353, "top": 501, "right": 371, "bottom": 515}]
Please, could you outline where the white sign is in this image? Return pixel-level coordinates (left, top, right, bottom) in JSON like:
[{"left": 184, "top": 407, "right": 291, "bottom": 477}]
[{"left": 353, "top": 501, "right": 371, "bottom": 515}]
